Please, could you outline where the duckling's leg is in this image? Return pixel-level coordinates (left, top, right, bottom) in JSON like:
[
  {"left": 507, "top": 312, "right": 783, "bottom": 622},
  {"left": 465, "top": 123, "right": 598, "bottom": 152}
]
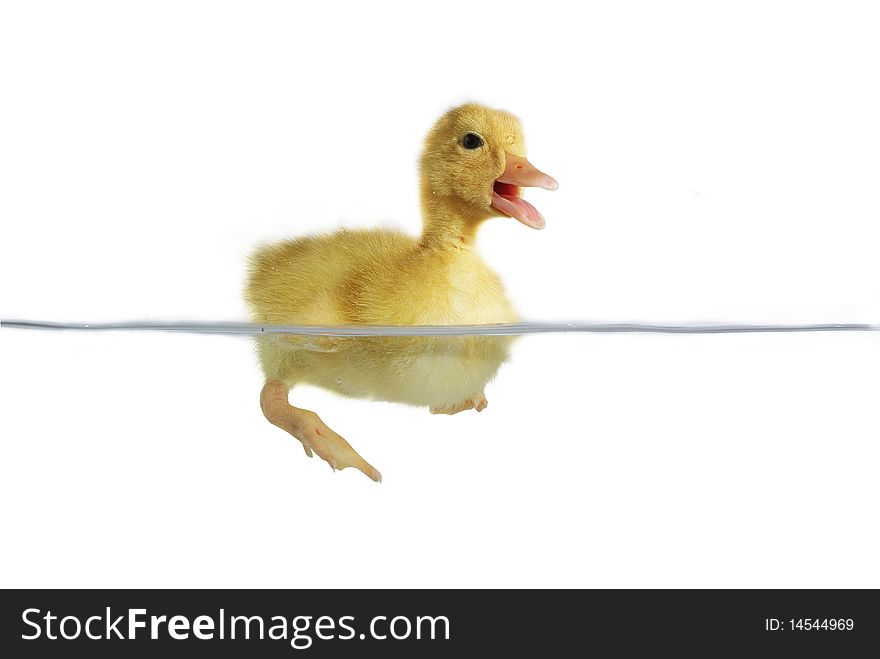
[
  {"left": 259, "top": 380, "right": 382, "bottom": 482},
  {"left": 430, "top": 392, "right": 488, "bottom": 415}
]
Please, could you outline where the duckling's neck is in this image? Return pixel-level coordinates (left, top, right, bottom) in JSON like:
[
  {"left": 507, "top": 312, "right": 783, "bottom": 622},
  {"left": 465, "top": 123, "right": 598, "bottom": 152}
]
[{"left": 419, "top": 195, "right": 488, "bottom": 250}]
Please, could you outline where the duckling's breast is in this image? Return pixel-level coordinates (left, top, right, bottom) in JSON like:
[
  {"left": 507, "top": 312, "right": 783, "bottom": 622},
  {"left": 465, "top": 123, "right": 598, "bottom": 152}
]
[{"left": 328, "top": 249, "right": 519, "bottom": 406}]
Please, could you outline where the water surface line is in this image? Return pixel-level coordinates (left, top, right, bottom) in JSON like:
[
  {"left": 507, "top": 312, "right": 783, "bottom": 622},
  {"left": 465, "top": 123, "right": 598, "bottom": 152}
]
[{"left": 3, "top": 319, "right": 878, "bottom": 336}]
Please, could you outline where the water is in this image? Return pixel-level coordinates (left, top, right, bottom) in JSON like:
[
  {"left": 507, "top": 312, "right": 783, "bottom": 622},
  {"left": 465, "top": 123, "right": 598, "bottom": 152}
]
[{"left": 2, "top": 319, "right": 878, "bottom": 336}]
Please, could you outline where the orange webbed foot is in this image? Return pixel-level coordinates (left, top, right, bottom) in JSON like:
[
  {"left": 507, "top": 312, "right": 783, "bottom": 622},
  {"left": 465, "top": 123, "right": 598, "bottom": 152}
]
[{"left": 430, "top": 392, "right": 488, "bottom": 415}]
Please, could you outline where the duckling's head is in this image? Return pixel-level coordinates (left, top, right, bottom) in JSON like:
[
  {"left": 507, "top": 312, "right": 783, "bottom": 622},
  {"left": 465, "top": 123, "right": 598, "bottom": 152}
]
[{"left": 419, "top": 103, "right": 557, "bottom": 236}]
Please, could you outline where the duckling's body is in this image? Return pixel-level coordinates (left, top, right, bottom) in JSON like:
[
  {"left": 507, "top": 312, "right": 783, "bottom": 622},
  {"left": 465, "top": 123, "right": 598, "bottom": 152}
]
[
  {"left": 246, "top": 227, "right": 516, "bottom": 408},
  {"left": 245, "top": 103, "right": 557, "bottom": 481}
]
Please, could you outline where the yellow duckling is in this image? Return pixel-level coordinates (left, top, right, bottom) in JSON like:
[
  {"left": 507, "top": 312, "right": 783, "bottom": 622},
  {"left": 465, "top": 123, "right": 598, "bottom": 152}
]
[{"left": 245, "top": 103, "right": 557, "bottom": 481}]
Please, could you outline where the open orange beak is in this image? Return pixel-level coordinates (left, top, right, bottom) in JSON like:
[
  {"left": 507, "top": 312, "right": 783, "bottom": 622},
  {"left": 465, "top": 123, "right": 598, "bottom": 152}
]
[{"left": 490, "top": 153, "right": 558, "bottom": 229}]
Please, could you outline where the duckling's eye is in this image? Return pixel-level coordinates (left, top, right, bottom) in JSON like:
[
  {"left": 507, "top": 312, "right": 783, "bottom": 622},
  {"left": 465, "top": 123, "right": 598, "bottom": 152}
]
[{"left": 462, "top": 133, "right": 483, "bottom": 150}]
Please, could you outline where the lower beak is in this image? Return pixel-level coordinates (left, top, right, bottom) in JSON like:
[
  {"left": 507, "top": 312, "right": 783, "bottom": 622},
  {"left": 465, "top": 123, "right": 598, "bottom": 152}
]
[{"left": 491, "top": 153, "right": 558, "bottom": 230}]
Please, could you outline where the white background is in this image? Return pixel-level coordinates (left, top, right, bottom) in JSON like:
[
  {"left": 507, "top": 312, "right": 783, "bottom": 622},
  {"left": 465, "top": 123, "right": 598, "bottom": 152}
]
[{"left": 1, "top": 1, "right": 878, "bottom": 588}]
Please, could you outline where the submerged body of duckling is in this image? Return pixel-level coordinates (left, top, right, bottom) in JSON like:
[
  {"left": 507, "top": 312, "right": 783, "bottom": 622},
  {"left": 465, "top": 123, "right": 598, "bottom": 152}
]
[{"left": 244, "top": 103, "right": 557, "bottom": 481}]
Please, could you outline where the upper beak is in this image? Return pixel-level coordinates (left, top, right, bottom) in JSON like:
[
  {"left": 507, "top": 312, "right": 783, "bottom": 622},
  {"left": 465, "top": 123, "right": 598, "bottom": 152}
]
[{"left": 497, "top": 153, "right": 558, "bottom": 190}]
